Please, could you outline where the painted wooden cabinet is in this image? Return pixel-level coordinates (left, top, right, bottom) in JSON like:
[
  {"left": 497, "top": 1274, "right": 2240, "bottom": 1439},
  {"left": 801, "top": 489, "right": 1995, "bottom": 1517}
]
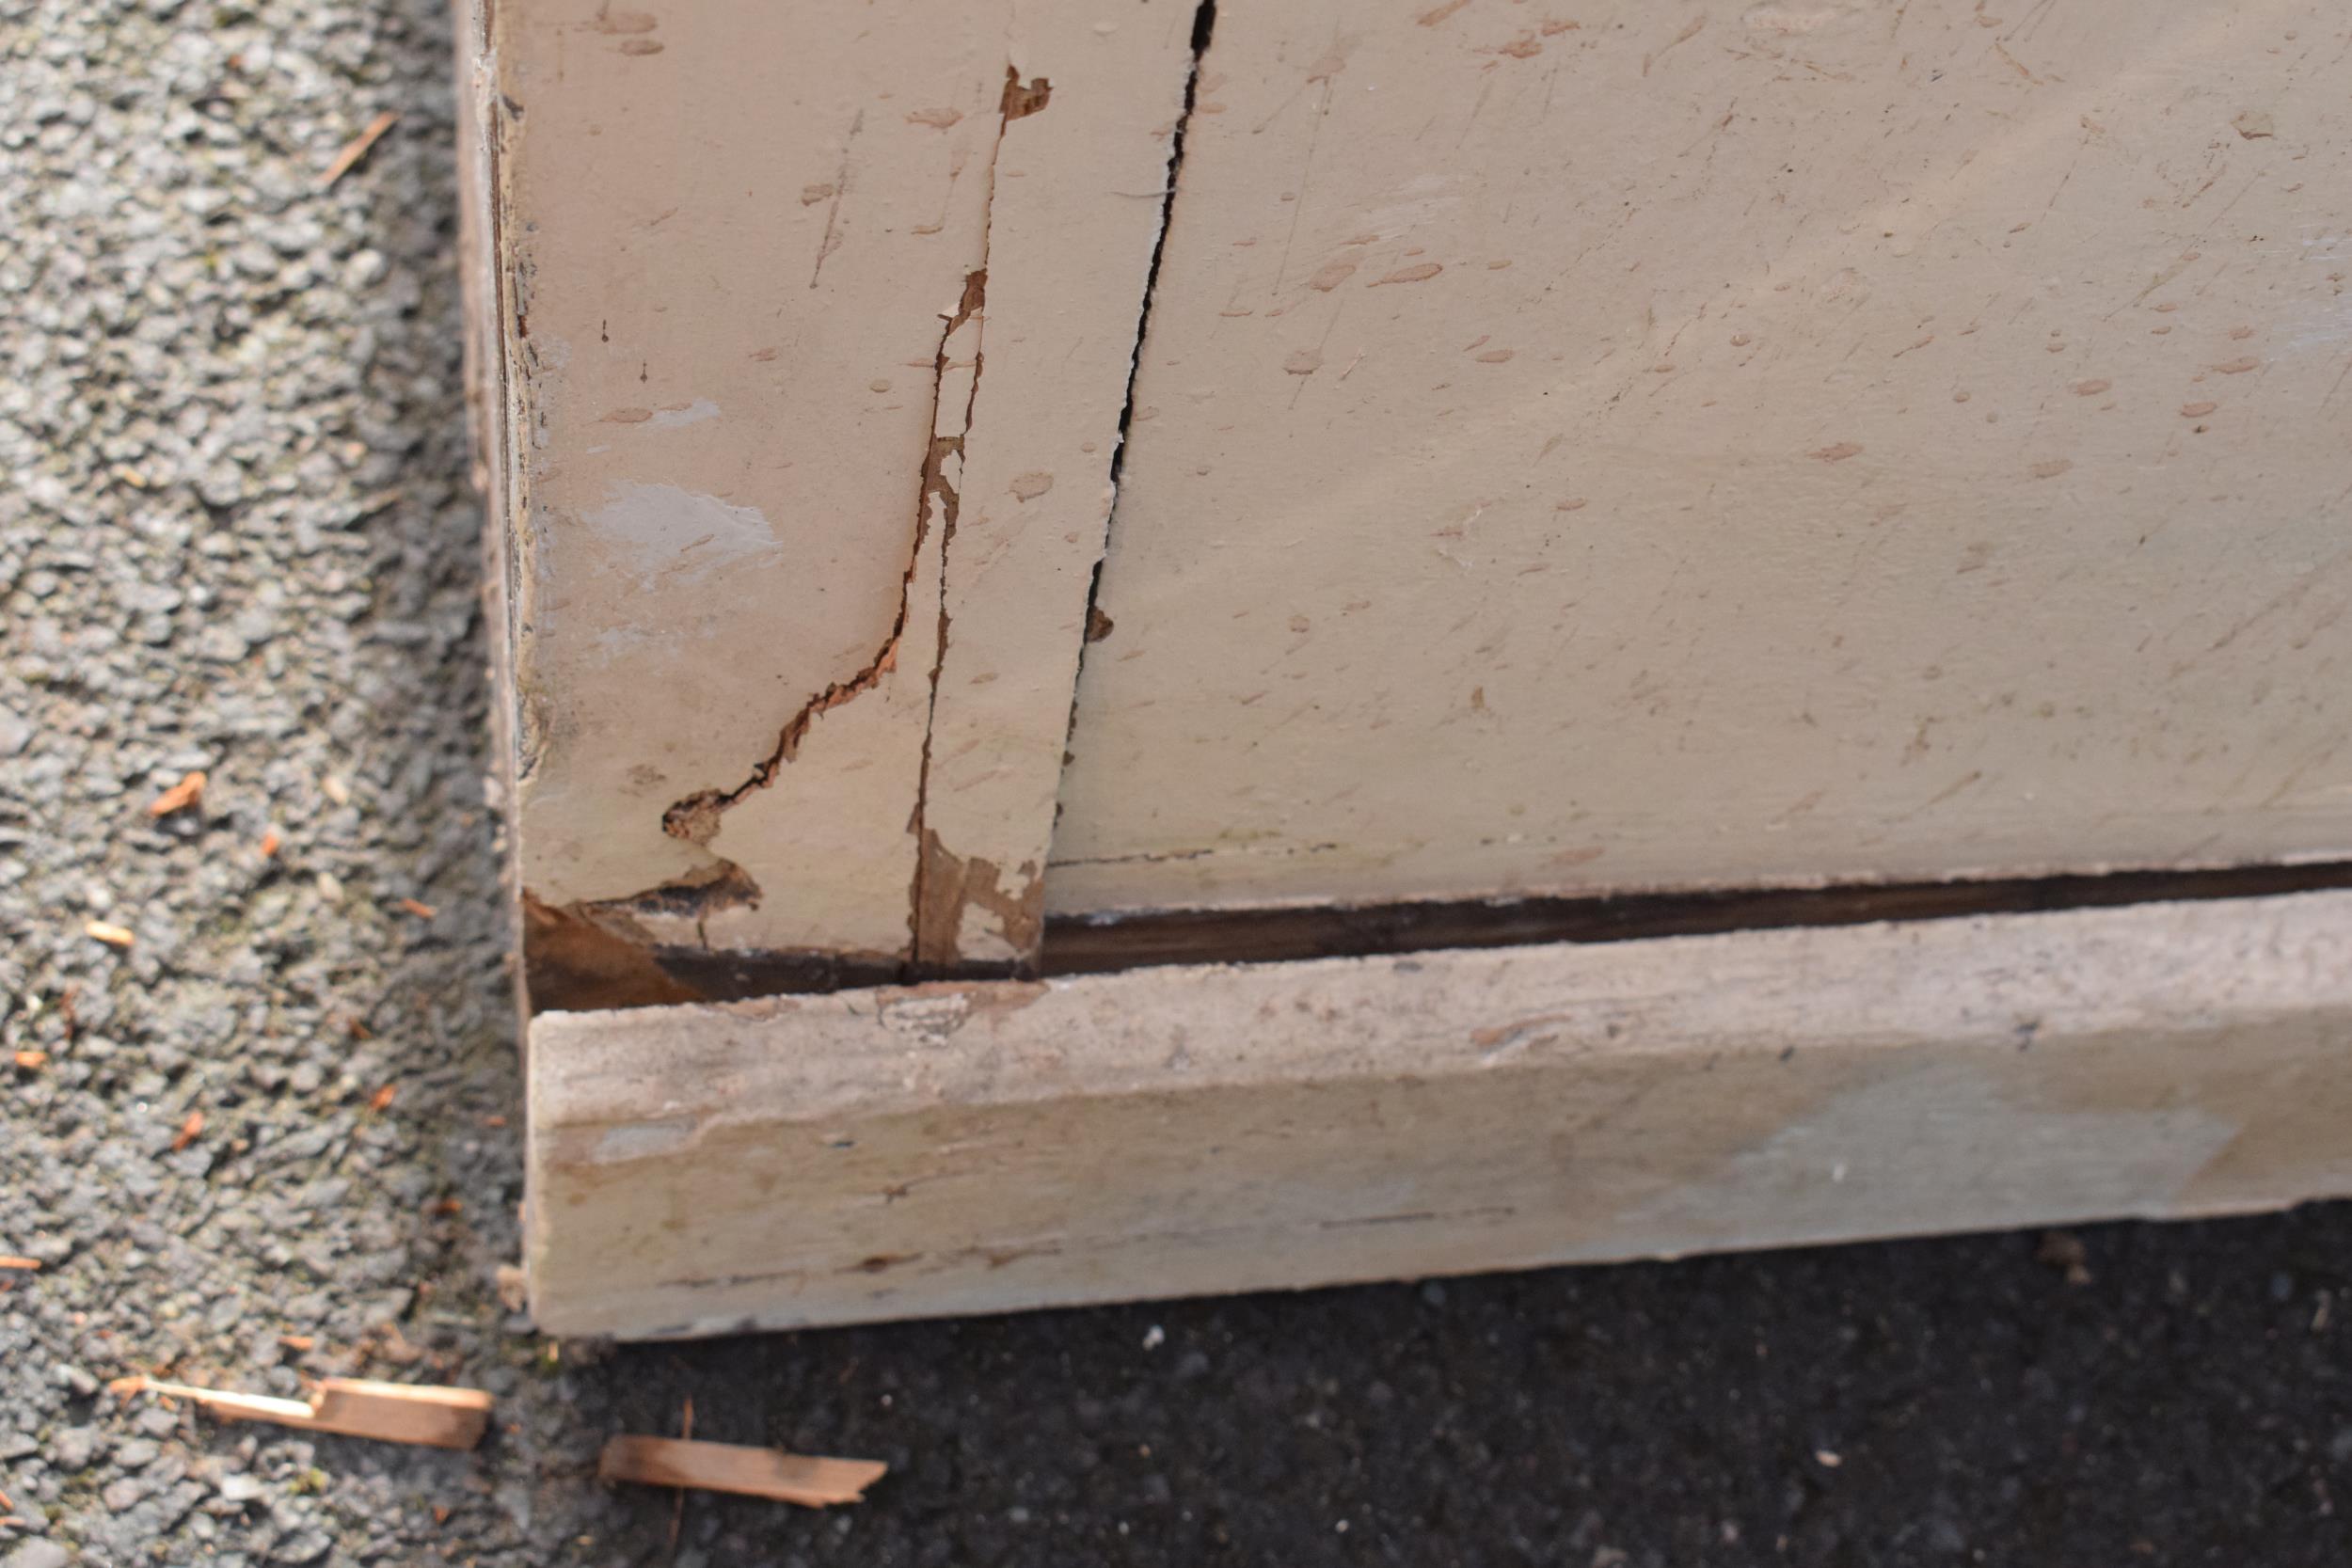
[{"left": 459, "top": 0, "right": 2352, "bottom": 1337}]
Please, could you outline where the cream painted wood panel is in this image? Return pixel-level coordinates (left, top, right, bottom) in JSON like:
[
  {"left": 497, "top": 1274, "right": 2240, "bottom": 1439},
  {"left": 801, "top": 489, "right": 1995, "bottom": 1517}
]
[
  {"left": 527, "top": 889, "right": 2352, "bottom": 1338},
  {"left": 484, "top": 1, "right": 1194, "bottom": 997},
  {"left": 494, "top": 0, "right": 988, "bottom": 964},
  {"left": 914, "top": 2, "right": 1203, "bottom": 968},
  {"left": 1051, "top": 0, "right": 2352, "bottom": 917}
]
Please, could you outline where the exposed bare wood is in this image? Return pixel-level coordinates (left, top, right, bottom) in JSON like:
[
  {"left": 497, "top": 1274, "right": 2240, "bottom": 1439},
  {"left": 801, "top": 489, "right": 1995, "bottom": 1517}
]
[
  {"left": 144, "top": 769, "right": 205, "bottom": 817},
  {"left": 598, "top": 1435, "right": 886, "bottom": 1508},
  {"left": 318, "top": 109, "right": 397, "bottom": 188},
  {"left": 527, "top": 891, "right": 2352, "bottom": 1339},
  {"left": 485, "top": 0, "right": 999, "bottom": 978},
  {"left": 141, "top": 1377, "right": 492, "bottom": 1449}
]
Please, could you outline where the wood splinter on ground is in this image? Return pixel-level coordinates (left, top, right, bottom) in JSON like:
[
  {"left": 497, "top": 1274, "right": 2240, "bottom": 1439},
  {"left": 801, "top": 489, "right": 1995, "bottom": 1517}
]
[
  {"left": 146, "top": 768, "right": 206, "bottom": 817},
  {"left": 135, "top": 1375, "right": 491, "bottom": 1449},
  {"left": 320, "top": 110, "right": 399, "bottom": 188},
  {"left": 598, "top": 1435, "right": 886, "bottom": 1508}
]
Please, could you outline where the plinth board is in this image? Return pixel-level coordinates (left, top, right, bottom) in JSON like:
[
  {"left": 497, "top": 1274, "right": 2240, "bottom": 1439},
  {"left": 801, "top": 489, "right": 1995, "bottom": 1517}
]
[{"left": 526, "top": 889, "right": 2352, "bottom": 1339}]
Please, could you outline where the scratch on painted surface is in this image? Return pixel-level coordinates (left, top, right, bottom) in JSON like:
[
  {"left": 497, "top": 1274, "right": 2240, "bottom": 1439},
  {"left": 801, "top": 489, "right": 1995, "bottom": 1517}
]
[
  {"left": 658, "top": 269, "right": 989, "bottom": 857},
  {"left": 809, "top": 110, "right": 864, "bottom": 289}
]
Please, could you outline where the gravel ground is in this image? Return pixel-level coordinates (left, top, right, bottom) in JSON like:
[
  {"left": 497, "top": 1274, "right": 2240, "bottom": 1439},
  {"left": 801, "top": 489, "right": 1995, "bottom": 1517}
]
[{"left": 2, "top": 1, "right": 2348, "bottom": 1565}]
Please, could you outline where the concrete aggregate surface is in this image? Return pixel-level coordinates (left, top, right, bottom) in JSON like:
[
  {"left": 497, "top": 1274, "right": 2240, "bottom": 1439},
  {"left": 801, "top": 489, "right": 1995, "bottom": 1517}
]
[{"left": 2, "top": 1, "right": 2347, "bottom": 1563}]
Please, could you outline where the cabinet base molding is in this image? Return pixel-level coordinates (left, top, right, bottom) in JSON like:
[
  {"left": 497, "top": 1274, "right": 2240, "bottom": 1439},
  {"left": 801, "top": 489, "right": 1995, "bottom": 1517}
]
[{"left": 527, "top": 891, "right": 2352, "bottom": 1339}]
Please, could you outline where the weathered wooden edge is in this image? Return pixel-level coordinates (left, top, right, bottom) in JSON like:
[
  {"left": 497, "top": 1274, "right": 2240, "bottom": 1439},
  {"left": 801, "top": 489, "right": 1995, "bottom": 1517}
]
[
  {"left": 145, "top": 1377, "right": 492, "bottom": 1450},
  {"left": 452, "top": 0, "right": 533, "bottom": 1036},
  {"left": 526, "top": 890, "right": 2352, "bottom": 1339},
  {"left": 597, "top": 1435, "right": 886, "bottom": 1508},
  {"left": 467, "top": 2, "right": 1203, "bottom": 1003}
]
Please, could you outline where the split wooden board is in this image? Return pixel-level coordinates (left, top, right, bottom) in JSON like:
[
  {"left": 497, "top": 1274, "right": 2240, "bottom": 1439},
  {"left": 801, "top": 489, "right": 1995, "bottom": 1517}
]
[
  {"left": 144, "top": 1378, "right": 493, "bottom": 1450},
  {"left": 526, "top": 889, "right": 2352, "bottom": 1338},
  {"left": 598, "top": 1435, "right": 885, "bottom": 1508},
  {"left": 473, "top": 0, "right": 1199, "bottom": 1000}
]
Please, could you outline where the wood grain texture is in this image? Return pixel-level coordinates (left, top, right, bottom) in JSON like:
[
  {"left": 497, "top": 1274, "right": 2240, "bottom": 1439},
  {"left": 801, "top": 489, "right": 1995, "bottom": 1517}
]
[
  {"left": 1051, "top": 0, "right": 2352, "bottom": 917},
  {"left": 526, "top": 890, "right": 2352, "bottom": 1339},
  {"left": 149, "top": 1378, "right": 493, "bottom": 1449},
  {"left": 299, "top": 1381, "right": 493, "bottom": 1450},
  {"left": 597, "top": 1436, "right": 886, "bottom": 1507},
  {"left": 476, "top": 1, "right": 1195, "bottom": 996}
]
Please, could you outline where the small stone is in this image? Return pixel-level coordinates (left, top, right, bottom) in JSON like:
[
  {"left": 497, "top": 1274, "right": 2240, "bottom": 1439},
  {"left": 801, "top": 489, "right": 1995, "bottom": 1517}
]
[
  {"left": 270, "top": 1530, "right": 332, "bottom": 1564},
  {"left": 49, "top": 1427, "right": 103, "bottom": 1470},
  {"left": 8, "top": 1541, "right": 72, "bottom": 1568},
  {"left": 195, "top": 626, "right": 250, "bottom": 663}
]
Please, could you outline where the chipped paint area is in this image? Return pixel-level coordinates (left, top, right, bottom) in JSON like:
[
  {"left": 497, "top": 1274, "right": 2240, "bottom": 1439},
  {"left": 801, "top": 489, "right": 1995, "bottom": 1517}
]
[
  {"left": 877, "top": 992, "right": 973, "bottom": 1044},
  {"left": 489, "top": 2, "right": 1202, "bottom": 989},
  {"left": 646, "top": 397, "right": 722, "bottom": 429},
  {"left": 581, "top": 482, "right": 775, "bottom": 588},
  {"left": 914, "top": 829, "right": 1042, "bottom": 968},
  {"left": 491, "top": 0, "right": 1021, "bottom": 962},
  {"left": 592, "top": 1117, "right": 699, "bottom": 1165},
  {"left": 1624, "top": 1064, "right": 2239, "bottom": 1245}
]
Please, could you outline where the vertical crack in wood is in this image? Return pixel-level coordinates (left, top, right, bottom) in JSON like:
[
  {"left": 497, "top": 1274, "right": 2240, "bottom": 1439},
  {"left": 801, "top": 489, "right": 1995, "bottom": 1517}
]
[
  {"left": 911, "top": 10, "right": 1219, "bottom": 973},
  {"left": 644, "top": 81, "right": 1034, "bottom": 933},
  {"left": 906, "top": 65, "right": 1057, "bottom": 972},
  {"left": 1055, "top": 0, "right": 1219, "bottom": 815}
]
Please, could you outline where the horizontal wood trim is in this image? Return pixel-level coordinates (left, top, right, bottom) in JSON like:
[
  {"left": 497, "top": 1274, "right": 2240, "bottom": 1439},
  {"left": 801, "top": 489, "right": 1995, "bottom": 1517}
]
[{"left": 527, "top": 890, "right": 2352, "bottom": 1338}]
